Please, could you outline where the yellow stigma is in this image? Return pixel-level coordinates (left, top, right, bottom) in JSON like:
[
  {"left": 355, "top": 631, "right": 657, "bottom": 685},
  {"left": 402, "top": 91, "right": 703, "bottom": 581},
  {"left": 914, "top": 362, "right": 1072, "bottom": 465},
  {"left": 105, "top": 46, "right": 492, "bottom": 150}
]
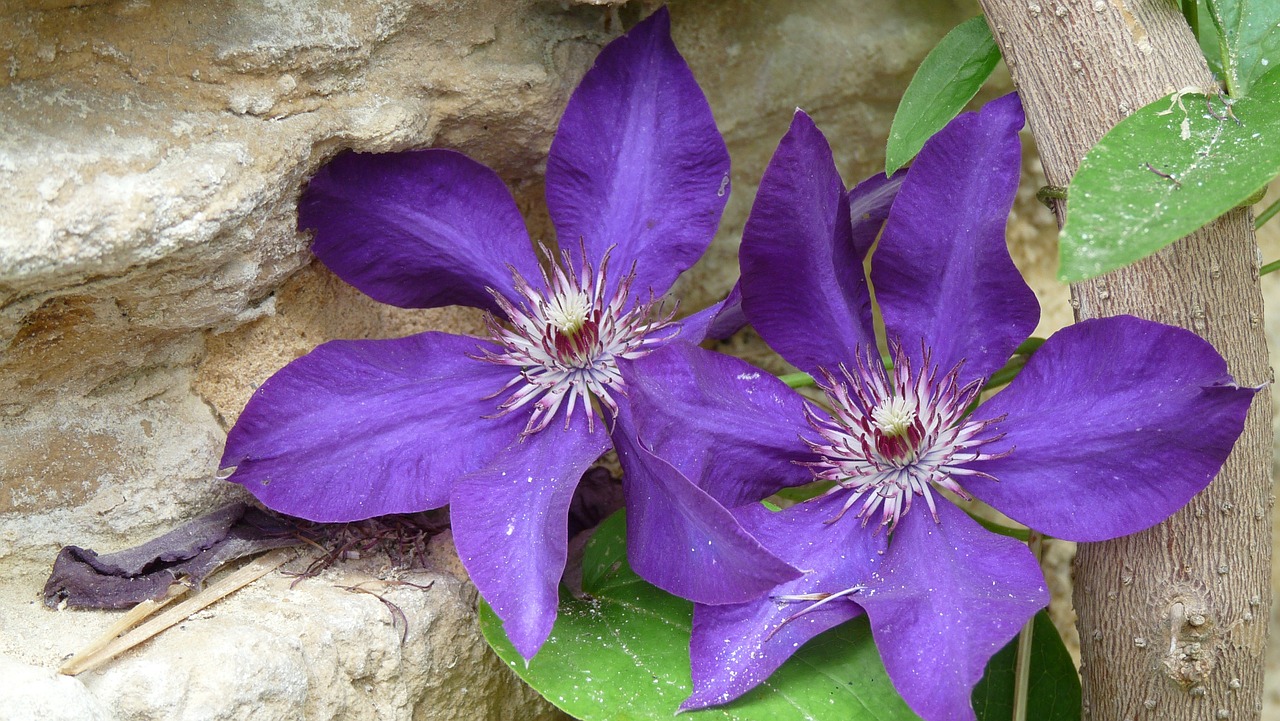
[{"left": 871, "top": 397, "right": 915, "bottom": 438}]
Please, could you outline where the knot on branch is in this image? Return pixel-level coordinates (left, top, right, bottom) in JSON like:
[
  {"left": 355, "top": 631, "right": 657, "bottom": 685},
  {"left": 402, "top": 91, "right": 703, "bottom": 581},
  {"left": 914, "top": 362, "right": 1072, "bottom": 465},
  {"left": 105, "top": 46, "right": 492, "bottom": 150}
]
[{"left": 1163, "top": 597, "right": 1218, "bottom": 688}]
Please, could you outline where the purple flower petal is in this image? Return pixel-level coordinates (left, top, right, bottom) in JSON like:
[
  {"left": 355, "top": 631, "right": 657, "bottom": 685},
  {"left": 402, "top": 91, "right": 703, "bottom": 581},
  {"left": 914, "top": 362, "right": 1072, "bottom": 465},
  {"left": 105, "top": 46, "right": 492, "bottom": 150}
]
[
  {"left": 872, "top": 94, "right": 1039, "bottom": 386},
  {"left": 611, "top": 413, "right": 801, "bottom": 605},
  {"left": 221, "top": 332, "right": 524, "bottom": 522},
  {"left": 545, "top": 8, "right": 730, "bottom": 299},
  {"left": 619, "top": 343, "right": 815, "bottom": 508},
  {"left": 858, "top": 502, "right": 1047, "bottom": 721},
  {"left": 848, "top": 171, "right": 905, "bottom": 259},
  {"left": 740, "top": 111, "right": 875, "bottom": 377},
  {"left": 450, "top": 421, "right": 610, "bottom": 659},
  {"left": 300, "top": 149, "right": 542, "bottom": 315},
  {"left": 678, "top": 282, "right": 746, "bottom": 344},
  {"left": 964, "top": 315, "right": 1257, "bottom": 542},
  {"left": 683, "top": 493, "right": 885, "bottom": 710}
]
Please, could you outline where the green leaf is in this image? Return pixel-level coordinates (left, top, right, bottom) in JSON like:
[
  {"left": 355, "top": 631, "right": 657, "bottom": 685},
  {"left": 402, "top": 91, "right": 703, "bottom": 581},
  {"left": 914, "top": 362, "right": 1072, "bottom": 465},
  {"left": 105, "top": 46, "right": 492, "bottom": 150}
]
[
  {"left": 1204, "top": 0, "right": 1280, "bottom": 96},
  {"left": 480, "top": 510, "right": 921, "bottom": 720},
  {"left": 972, "top": 611, "right": 1081, "bottom": 721},
  {"left": 1058, "top": 68, "right": 1280, "bottom": 282},
  {"left": 1193, "top": 0, "right": 1226, "bottom": 80},
  {"left": 481, "top": 512, "right": 1082, "bottom": 721},
  {"left": 968, "top": 513, "right": 1032, "bottom": 542},
  {"left": 885, "top": 16, "right": 1001, "bottom": 175},
  {"left": 768, "top": 480, "right": 835, "bottom": 505}
]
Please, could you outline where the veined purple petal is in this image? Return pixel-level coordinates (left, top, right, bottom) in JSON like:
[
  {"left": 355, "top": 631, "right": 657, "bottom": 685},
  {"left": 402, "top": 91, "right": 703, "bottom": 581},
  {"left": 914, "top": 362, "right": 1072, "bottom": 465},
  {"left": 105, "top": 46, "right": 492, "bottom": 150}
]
[
  {"left": 964, "top": 315, "right": 1257, "bottom": 542},
  {"left": 220, "top": 332, "right": 524, "bottom": 522},
  {"left": 858, "top": 502, "right": 1047, "bottom": 721},
  {"left": 741, "top": 111, "right": 875, "bottom": 377},
  {"left": 545, "top": 8, "right": 730, "bottom": 300},
  {"left": 300, "top": 149, "right": 542, "bottom": 315},
  {"left": 682, "top": 494, "right": 886, "bottom": 710},
  {"left": 450, "top": 420, "right": 610, "bottom": 659},
  {"left": 873, "top": 93, "right": 1038, "bottom": 387},
  {"left": 611, "top": 411, "right": 801, "bottom": 605},
  {"left": 618, "top": 343, "right": 815, "bottom": 508},
  {"left": 678, "top": 282, "right": 746, "bottom": 344}
]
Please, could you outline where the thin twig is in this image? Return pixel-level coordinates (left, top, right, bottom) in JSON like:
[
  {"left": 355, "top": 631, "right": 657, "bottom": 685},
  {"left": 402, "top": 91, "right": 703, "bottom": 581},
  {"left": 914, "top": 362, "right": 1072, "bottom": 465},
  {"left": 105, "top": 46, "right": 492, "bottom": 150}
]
[
  {"left": 60, "top": 549, "right": 295, "bottom": 675},
  {"left": 1012, "top": 532, "right": 1044, "bottom": 721},
  {"left": 1144, "top": 162, "right": 1182, "bottom": 188},
  {"left": 1255, "top": 196, "right": 1280, "bottom": 230}
]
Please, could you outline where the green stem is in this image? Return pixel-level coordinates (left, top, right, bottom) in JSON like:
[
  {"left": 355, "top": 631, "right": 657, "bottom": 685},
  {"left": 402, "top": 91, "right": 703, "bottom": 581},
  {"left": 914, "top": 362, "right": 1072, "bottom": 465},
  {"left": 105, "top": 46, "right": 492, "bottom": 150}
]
[
  {"left": 779, "top": 372, "right": 815, "bottom": 389},
  {"left": 1255, "top": 196, "right": 1280, "bottom": 229},
  {"left": 1014, "top": 337, "right": 1045, "bottom": 355},
  {"left": 968, "top": 513, "right": 1032, "bottom": 542},
  {"left": 982, "top": 337, "right": 1044, "bottom": 391},
  {"left": 1012, "top": 532, "right": 1044, "bottom": 721},
  {"left": 1261, "top": 260, "right": 1280, "bottom": 276}
]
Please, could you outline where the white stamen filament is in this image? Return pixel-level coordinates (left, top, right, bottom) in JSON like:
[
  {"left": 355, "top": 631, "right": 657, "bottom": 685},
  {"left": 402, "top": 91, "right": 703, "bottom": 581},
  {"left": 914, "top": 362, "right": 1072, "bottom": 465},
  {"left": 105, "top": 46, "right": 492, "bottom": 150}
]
[
  {"left": 803, "top": 342, "right": 1010, "bottom": 533},
  {"left": 764, "top": 585, "right": 866, "bottom": 641}
]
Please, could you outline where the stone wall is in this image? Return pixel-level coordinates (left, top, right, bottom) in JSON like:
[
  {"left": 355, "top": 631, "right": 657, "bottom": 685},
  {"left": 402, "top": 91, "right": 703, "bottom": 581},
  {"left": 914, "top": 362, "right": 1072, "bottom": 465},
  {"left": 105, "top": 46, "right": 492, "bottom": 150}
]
[{"left": 7, "top": 0, "right": 1274, "bottom": 718}]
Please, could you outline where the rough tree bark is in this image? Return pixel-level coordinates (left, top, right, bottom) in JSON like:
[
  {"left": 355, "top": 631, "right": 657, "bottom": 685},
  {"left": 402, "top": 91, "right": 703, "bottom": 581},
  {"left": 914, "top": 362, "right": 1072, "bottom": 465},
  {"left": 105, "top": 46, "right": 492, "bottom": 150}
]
[{"left": 974, "top": 1, "right": 1273, "bottom": 719}]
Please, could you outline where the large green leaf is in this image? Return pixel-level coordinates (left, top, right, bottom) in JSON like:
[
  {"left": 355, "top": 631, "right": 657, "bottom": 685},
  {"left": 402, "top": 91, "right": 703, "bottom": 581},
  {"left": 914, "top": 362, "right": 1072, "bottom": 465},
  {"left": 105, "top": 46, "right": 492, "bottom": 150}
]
[
  {"left": 885, "top": 16, "right": 1001, "bottom": 175},
  {"left": 1058, "top": 67, "right": 1280, "bottom": 281},
  {"left": 1204, "top": 0, "right": 1280, "bottom": 96},
  {"left": 480, "top": 511, "right": 1081, "bottom": 721},
  {"left": 972, "top": 611, "right": 1081, "bottom": 721},
  {"left": 480, "top": 510, "right": 919, "bottom": 720}
]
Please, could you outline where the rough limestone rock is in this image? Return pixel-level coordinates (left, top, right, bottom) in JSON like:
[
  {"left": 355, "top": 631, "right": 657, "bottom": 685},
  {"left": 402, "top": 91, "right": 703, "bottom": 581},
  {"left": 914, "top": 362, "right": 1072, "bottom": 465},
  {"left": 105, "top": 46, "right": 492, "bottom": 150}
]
[
  {"left": 2, "top": 538, "right": 567, "bottom": 721},
  {"left": 0, "top": 654, "right": 112, "bottom": 721}
]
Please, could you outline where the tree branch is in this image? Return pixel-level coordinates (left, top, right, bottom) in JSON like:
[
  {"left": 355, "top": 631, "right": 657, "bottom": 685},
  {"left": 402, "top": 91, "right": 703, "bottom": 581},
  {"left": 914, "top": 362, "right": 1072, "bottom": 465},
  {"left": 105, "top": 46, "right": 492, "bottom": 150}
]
[{"left": 975, "top": 1, "right": 1273, "bottom": 718}]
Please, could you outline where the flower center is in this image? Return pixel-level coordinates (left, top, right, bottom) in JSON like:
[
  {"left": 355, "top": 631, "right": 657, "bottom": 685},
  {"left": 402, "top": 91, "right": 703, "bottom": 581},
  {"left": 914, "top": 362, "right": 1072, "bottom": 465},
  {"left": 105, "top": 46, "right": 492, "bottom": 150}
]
[
  {"left": 546, "top": 288, "right": 592, "bottom": 337},
  {"left": 803, "top": 343, "right": 1007, "bottom": 532},
  {"left": 870, "top": 397, "right": 915, "bottom": 437},
  {"left": 479, "top": 246, "right": 676, "bottom": 436}
]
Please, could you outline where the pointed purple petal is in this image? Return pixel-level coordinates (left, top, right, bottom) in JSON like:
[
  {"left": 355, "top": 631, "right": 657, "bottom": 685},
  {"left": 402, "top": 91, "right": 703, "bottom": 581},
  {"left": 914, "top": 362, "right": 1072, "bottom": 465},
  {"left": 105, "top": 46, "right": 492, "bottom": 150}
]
[
  {"left": 545, "top": 8, "right": 730, "bottom": 299},
  {"left": 619, "top": 343, "right": 815, "bottom": 508},
  {"left": 964, "top": 315, "right": 1257, "bottom": 542},
  {"left": 858, "top": 502, "right": 1047, "bottom": 721},
  {"left": 220, "top": 333, "right": 524, "bottom": 522},
  {"left": 683, "top": 494, "right": 885, "bottom": 710},
  {"left": 741, "top": 111, "right": 875, "bottom": 377},
  {"left": 450, "top": 422, "right": 610, "bottom": 659},
  {"left": 678, "top": 282, "right": 746, "bottom": 343},
  {"left": 611, "top": 414, "right": 801, "bottom": 605},
  {"left": 300, "top": 149, "right": 542, "bottom": 314},
  {"left": 873, "top": 93, "right": 1039, "bottom": 386}
]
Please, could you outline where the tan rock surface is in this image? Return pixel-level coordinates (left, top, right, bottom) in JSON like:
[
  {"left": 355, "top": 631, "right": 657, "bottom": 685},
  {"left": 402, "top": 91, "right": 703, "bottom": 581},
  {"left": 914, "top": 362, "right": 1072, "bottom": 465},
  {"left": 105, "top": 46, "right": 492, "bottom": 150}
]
[{"left": 1, "top": 548, "right": 568, "bottom": 721}]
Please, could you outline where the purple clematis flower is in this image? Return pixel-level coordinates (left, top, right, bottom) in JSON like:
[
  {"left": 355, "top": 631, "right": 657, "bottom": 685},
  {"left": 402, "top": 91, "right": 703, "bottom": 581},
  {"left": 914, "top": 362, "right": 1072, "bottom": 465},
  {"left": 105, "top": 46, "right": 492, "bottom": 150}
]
[
  {"left": 617, "top": 94, "right": 1257, "bottom": 721},
  {"left": 217, "top": 7, "right": 797, "bottom": 660}
]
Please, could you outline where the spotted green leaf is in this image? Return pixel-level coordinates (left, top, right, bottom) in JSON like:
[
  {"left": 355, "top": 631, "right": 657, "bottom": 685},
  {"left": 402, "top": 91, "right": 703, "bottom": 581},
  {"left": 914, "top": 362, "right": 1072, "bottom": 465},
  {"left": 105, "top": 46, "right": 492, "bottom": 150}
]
[
  {"left": 479, "top": 510, "right": 919, "bottom": 720},
  {"left": 1058, "top": 67, "right": 1280, "bottom": 282},
  {"left": 479, "top": 510, "right": 1080, "bottom": 721},
  {"left": 885, "top": 16, "right": 1001, "bottom": 175},
  {"left": 1204, "top": 0, "right": 1280, "bottom": 96}
]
